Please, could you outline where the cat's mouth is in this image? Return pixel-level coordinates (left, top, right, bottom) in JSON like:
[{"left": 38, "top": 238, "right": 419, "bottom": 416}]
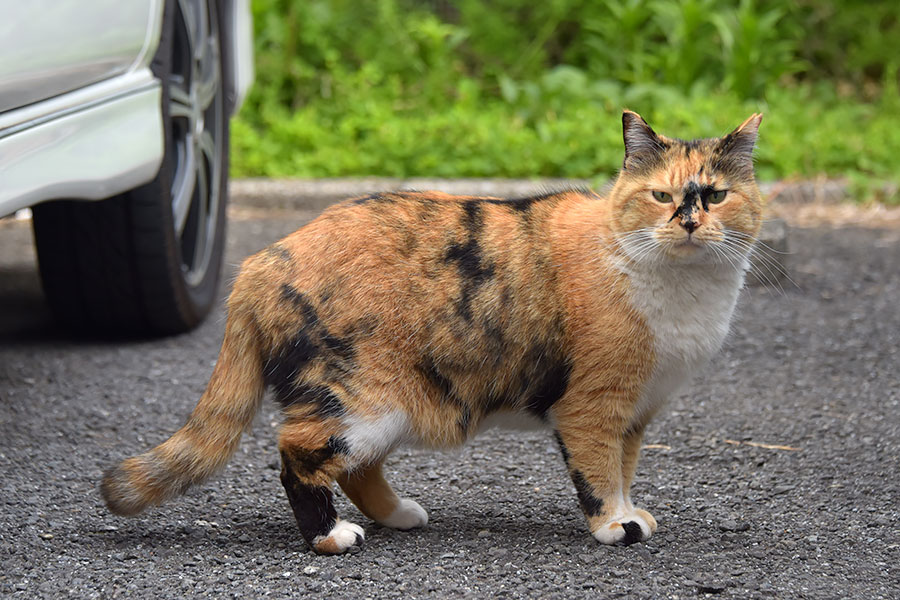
[
  {"left": 663, "top": 236, "right": 711, "bottom": 259},
  {"left": 672, "top": 236, "right": 704, "bottom": 249}
]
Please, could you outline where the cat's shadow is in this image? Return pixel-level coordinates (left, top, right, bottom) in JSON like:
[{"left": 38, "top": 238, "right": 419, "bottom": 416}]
[{"left": 98, "top": 503, "right": 586, "bottom": 560}]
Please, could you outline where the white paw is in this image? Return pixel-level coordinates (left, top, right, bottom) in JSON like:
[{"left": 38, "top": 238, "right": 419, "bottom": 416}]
[
  {"left": 378, "top": 498, "right": 428, "bottom": 530},
  {"left": 312, "top": 519, "right": 365, "bottom": 554},
  {"left": 592, "top": 509, "right": 657, "bottom": 545}
]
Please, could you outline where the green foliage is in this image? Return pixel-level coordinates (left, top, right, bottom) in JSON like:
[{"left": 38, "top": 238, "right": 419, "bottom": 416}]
[{"left": 233, "top": 0, "right": 900, "bottom": 200}]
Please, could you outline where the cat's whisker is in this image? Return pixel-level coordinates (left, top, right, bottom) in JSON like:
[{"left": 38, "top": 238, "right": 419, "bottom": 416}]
[
  {"left": 624, "top": 238, "right": 658, "bottom": 256},
  {"left": 628, "top": 241, "right": 664, "bottom": 265},
  {"left": 748, "top": 252, "right": 795, "bottom": 294},
  {"left": 615, "top": 227, "right": 656, "bottom": 244},
  {"left": 718, "top": 238, "right": 793, "bottom": 294},
  {"left": 727, "top": 230, "right": 793, "bottom": 256},
  {"left": 615, "top": 228, "right": 667, "bottom": 266},
  {"left": 728, "top": 242, "right": 793, "bottom": 291},
  {"left": 708, "top": 242, "right": 742, "bottom": 274},
  {"left": 722, "top": 235, "right": 796, "bottom": 288},
  {"left": 614, "top": 238, "right": 651, "bottom": 257},
  {"left": 747, "top": 265, "right": 784, "bottom": 295}
]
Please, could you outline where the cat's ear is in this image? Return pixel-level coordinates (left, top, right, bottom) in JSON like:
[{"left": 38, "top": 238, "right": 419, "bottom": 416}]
[
  {"left": 622, "top": 110, "right": 666, "bottom": 170},
  {"left": 720, "top": 113, "right": 762, "bottom": 159}
]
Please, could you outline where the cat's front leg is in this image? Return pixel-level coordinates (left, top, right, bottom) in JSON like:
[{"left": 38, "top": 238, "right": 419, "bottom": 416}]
[
  {"left": 621, "top": 422, "right": 658, "bottom": 535},
  {"left": 554, "top": 409, "right": 657, "bottom": 545}
]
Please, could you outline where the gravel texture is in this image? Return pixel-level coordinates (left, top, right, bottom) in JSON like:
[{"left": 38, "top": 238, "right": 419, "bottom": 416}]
[{"left": 1, "top": 200, "right": 899, "bottom": 599}]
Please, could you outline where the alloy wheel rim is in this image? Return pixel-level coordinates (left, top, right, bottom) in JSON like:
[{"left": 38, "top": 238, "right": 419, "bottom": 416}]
[{"left": 168, "top": 0, "right": 223, "bottom": 288}]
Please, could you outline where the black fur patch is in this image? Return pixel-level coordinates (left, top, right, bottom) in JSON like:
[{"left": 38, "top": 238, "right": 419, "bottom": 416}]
[
  {"left": 682, "top": 181, "right": 702, "bottom": 206},
  {"left": 265, "top": 244, "right": 293, "bottom": 263},
  {"left": 281, "top": 284, "right": 320, "bottom": 326},
  {"left": 321, "top": 332, "right": 355, "bottom": 360},
  {"left": 417, "top": 356, "right": 454, "bottom": 400},
  {"left": 523, "top": 356, "right": 571, "bottom": 418},
  {"left": 265, "top": 329, "right": 320, "bottom": 399},
  {"left": 417, "top": 356, "right": 476, "bottom": 435},
  {"left": 280, "top": 457, "right": 337, "bottom": 545},
  {"left": 351, "top": 192, "right": 392, "bottom": 205},
  {"left": 570, "top": 469, "right": 605, "bottom": 517},
  {"left": 712, "top": 134, "right": 755, "bottom": 179},
  {"left": 620, "top": 521, "right": 644, "bottom": 545},
  {"left": 554, "top": 431, "right": 571, "bottom": 466},
  {"left": 685, "top": 181, "right": 720, "bottom": 211},
  {"left": 482, "top": 314, "right": 505, "bottom": 349},
  {"left": 481, "top": 390, "right": 511, "bottom": 415},
  {"left": 482, "top": 189, "right": 569, "bottom": 215},
  {"left": 675, "top": 138, "right": 703, "bottom": 157},
  {"left": 669, "top": 181, "right": 708, "bottom": 228},
  {"left": 503, "top": 196, "right": 539, "bottom": 213},
  {"left": 443, "top": 202, "right": 496, "bottom": 322},
  {"left": 458, "top": 405, "right": 472, "bottom": 434},
  {"left": 277, "top": 383, "right": 346, "bottom": 419},
  {"left": 283, "top": 437, "right": 349, "bottom": 480},
  {"left": 518, "top": 332, "right": 571, "bottom": 419},
  {"left": 420, "top": 318, "right": 570, "bottom": 428},
  {"left": 623, "top": 421, "right": 646, "bottom": 440},
  {"left": 267, "top": 285, "right": 359, "bottom": 398},
  {"left": 622, "top": 112, "right": 669, "bottom": 172},
  {"left": 327, "top": 435, "right": 350, "bottom": 456}
]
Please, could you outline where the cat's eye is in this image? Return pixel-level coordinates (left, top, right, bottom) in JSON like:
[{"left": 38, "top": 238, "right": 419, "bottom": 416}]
[
  {"left": 706, "top": 190, "right": 727, "bottom": 204},
  {"left": 651, "top": 191, "right": 672, "bottom": 203}
]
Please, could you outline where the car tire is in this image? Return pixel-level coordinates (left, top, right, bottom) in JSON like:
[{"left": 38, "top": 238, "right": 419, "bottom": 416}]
[{"left": 32, "top": 0, "right": 229, "bottom": 337}]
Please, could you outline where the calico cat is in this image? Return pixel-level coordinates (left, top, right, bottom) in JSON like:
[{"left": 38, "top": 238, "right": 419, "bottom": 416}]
[{"left": 102, "top": 110, "right": 763, "bottom": 554}]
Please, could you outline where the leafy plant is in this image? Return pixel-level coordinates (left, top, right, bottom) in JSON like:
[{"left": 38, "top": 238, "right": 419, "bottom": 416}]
[{"left": 233, "top": 0, "right": 900, "bottom": 202}]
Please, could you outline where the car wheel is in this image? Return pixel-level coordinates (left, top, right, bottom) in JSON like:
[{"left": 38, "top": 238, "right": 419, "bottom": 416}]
[{"left": 32, "top": 0, "right": 229, "bottom": 336}]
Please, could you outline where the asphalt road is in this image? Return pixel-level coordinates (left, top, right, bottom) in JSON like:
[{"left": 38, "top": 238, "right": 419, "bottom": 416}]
[{"left": 0, "top": 203, "right": 898, "bottom": 599}]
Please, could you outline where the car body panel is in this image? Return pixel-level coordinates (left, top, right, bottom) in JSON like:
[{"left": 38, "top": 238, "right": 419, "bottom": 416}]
[
  {"left": 0, "top": 74, "right": 163, "bottom": 217},
  {"left": 0, "top": 0, "right": 253, "bottom": 217},
  {"left": 0, "top": 0, "right": 163, "bottom": 112},
  {"left": 225, "top": 0, "right": 254, "bottom": 112}
]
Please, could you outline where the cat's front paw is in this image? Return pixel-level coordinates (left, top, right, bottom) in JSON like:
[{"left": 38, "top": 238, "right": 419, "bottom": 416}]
[
  {"left": 311, "top": 519, "right": 365, "bottom": 554},
  {"left": 592, "top": 509, "right": 657, "bottom": 545},
  {"left": 377, "top": 498, "right": 428, "bottom": 530}
]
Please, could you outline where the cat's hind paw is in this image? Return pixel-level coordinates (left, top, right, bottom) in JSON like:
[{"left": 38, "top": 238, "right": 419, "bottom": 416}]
[
  {"left": 312, "top": 520, "right": 365, "bottom": 554},
  {"left": 592, "top": 509, "right": 657, "bottom": 545},
  {"left": 378, "top": 498, "right": 428, "bottom": 530}
]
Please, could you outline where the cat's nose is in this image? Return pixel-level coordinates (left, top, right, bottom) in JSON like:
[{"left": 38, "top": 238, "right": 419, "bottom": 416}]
[{"left": 680, "top": 220, "right": 698, "bottom": 234}]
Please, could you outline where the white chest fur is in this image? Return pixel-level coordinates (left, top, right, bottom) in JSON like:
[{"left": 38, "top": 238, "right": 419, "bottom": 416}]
[{"left": 622, "top": 260, "right": 748, "bottom": 422}]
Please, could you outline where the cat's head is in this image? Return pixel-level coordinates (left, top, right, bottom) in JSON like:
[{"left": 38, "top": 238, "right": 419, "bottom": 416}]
[{"left": 608, "top": 110, "right": 763, "bottom": 266}]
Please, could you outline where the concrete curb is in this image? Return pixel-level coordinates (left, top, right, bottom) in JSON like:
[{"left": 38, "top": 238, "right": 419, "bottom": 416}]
[
  {"left": 229, "top": 177, "right": 850, "bottom": 211},
  {"left": 230, "top": 178, "right": 592, "bottom": 212}
]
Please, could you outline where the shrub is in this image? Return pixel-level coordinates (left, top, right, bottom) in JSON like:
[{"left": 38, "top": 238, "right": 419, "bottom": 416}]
[{"left": 233, "top": 0, "right": 900, "bottom": 201}]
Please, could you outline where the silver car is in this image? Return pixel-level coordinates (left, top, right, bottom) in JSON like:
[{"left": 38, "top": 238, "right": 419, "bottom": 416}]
[{"left": 0, "top": 0, "right": 253, "bottom": 335}]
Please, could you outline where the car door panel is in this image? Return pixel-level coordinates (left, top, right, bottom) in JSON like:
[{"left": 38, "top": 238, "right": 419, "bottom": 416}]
[{"left": 0, "top": 0, "right": 161, "bottom": 111}]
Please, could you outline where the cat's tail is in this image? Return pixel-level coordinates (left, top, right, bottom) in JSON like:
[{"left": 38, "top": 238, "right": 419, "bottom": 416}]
[{"left": 101, "top": 308, "right": 265, "bottom": 516}]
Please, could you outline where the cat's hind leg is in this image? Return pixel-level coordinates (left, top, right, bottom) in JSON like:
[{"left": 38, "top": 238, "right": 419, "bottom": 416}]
[
  {"left": 279, "top": 425, "right": 364, "bottom": 555},
  {"left": 279, "top": 404, "right": 416, "bottom": 552},
  {"left": 337, "top": 461, "right": 428, "bottom": 530}
]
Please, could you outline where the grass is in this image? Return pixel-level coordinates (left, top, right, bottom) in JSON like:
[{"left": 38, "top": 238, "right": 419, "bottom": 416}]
[
  {"left": 231, "top": 82, "right": 900, "bottom": 204},
  {"left": 231, "top": 0, "right": 900, "bottom": 205}
]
